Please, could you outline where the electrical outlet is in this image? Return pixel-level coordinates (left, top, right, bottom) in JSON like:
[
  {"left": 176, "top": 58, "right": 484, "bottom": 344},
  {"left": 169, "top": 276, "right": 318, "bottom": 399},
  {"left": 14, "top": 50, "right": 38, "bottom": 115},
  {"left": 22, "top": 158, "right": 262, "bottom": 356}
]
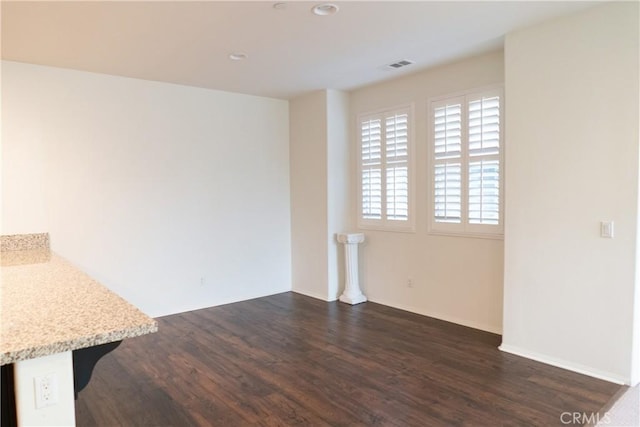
[
  {"left": 407, "top": 278, "right": 413, "bottom": 288},
  {"left": 34, "top": 373, "right": 59, "bottom": 409}
]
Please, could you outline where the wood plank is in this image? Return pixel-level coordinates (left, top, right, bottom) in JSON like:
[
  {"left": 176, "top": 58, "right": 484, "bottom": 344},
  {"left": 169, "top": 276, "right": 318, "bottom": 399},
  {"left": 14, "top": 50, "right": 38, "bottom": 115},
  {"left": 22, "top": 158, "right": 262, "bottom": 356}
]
[{"left": 76, "top": 292, "right": 622, "bottom": 426}]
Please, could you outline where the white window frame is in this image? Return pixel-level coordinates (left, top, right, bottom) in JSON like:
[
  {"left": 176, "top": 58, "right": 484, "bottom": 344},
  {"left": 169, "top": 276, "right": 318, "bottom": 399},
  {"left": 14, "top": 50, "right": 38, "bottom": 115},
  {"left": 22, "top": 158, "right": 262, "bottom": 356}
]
[
  {"left": 428, "top": 85, "right": 504, "bottom": 239},
  {"left": 357, "top": 104, "right": 415, "bottom": 232}
]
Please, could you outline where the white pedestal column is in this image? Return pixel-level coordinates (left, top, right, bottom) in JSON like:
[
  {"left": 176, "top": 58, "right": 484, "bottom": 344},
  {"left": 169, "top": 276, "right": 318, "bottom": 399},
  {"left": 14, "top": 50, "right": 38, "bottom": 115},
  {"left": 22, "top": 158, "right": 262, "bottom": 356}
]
[{"left": 337, "top": 233, "right": 366, "bottom": 305}]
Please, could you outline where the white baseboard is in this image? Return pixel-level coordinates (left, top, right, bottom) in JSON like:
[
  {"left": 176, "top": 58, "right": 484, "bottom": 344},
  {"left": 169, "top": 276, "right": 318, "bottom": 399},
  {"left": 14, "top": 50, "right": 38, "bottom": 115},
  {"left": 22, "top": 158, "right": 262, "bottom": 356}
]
[
  {"left": 153, "top": 286, "right": 292, "bottom": 318},
  {"left": 291, "top": 293, "right": 501, "bottom": 334},
  {"left": 499, "top": 344, "right": 628, "bottom": 385},
  {"left": 292, "top": 289, "right": 333, "bottom": 302},
  {"left": 367, "top": 297, "right": 502, "bottom": 335}
]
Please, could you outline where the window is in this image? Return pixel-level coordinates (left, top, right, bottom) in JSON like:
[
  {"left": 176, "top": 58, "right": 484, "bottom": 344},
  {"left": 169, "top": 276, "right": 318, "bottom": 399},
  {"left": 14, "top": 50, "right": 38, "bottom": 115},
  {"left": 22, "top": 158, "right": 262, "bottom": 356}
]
[
  {"left": 429, "top": 87, "right": 503, "bottom": 237},
  {"left": 358, "top": 105, "right": 414, "bottom": 231}
]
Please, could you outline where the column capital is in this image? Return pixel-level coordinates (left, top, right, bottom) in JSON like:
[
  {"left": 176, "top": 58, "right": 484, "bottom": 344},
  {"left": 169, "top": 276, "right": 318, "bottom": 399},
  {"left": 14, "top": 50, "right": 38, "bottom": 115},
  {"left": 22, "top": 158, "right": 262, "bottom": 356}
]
[{"left": 336, "top": 232, "right": 365, "bottom": 244}]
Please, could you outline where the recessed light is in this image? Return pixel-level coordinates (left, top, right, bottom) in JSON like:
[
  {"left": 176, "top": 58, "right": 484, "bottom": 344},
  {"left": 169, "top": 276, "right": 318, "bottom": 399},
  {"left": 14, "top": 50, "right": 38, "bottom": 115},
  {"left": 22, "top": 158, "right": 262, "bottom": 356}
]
[
  {"left": 229, "top": 52, "right": 248, "bottom": 61},
  {"left": 312, "top": 3, "right": 339, "bottom": 16},
  {"left": 273, "top": 2, "right": 287, "bottom": 10}
]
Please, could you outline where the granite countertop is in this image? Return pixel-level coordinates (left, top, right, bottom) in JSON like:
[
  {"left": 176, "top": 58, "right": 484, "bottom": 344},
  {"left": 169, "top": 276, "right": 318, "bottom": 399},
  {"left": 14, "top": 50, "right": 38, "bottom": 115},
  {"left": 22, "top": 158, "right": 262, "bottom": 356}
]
[{"left": 0, "top": 233, "right": 158, "bottom": 365}]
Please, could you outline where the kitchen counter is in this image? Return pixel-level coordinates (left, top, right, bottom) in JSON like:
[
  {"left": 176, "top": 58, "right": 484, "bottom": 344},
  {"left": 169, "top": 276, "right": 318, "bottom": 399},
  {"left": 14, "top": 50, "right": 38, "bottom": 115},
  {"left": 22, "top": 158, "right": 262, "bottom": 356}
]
[
  {"left": 0, "top": 233, "right": 158, "bottom": 426},
  {"left": 0, "top": 234, "right": 157, "bottom": 365}
]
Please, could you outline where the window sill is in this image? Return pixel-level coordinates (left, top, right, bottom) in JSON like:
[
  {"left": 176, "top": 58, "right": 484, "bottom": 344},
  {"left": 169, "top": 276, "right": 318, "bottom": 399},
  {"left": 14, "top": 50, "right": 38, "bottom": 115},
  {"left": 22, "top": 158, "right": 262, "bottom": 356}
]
[
  {"left": 357, "top": 223, "right": 416, "bottom": 234},
  {"left": 427, "top": 230, "right": 504, "bottom": 240}
]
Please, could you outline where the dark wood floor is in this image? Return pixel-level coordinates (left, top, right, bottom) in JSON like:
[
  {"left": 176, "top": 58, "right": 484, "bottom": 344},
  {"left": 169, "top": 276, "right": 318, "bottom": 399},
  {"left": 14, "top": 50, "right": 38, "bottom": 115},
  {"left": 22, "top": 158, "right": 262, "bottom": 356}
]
[{"left": 76, "top": 292, "right": 621, "bottom": 426}]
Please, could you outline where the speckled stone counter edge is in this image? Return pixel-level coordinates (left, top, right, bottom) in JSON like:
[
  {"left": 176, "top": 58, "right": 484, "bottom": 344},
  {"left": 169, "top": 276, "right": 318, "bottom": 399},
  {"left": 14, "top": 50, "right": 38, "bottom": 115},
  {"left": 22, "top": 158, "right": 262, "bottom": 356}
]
[
  {"left": 1, "top": 233, "right": 49, "bottom": 251},
  {"left": 1, "top": 323, "right": 158, "bottom": 366},
  {"left": 1, "top": 233, "right": 158, "bottom": 365}
]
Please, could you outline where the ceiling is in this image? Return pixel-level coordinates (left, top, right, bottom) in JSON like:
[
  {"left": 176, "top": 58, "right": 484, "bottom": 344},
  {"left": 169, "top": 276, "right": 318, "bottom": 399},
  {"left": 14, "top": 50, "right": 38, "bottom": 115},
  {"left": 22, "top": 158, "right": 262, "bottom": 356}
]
[{"left": 2, "top": 1, "right": 604, "bottom": 100}]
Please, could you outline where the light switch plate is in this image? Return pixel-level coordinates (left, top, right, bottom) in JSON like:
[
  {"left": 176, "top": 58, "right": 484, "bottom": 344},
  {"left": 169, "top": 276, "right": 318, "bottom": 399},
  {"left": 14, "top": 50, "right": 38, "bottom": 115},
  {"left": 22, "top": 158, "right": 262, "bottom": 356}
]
[{"left": 600, "top": 221, "right": 614, "bottom": 238}]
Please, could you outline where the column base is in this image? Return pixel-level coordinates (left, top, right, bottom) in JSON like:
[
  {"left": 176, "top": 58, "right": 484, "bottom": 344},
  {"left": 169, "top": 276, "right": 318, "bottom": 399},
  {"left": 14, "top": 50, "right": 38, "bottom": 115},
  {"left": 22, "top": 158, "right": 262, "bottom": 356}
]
[{"left": 339, "top": 293, "right": 367, "bottom": 305}]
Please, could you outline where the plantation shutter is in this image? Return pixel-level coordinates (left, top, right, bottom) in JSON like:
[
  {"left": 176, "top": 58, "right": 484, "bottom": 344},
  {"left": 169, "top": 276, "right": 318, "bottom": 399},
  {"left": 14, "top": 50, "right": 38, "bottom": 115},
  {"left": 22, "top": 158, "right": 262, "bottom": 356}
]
[
  {"left": 468, "top": 95, "right": 500, "bottom": 225},
  {"left": 385, "top": 113, "right": 409, "bottom": 220},
  {"left": 361, "top": 118, "right": 382, "bottom": 219},
  {"left": 430, "top": 87, "right": 503, "bottom": 236},
  {"left": 359, "top": 106, "right": 412, "bottom": 228},
  {"left": 433, "top": 99, "right": 463, "bottom": 223}
]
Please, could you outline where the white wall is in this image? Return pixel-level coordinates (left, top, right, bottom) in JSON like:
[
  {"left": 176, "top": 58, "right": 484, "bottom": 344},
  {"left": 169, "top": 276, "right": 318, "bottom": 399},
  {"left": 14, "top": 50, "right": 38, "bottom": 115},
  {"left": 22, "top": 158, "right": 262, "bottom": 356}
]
[
  {"left": 2, "top": 63, "right": 48, "bottom": 233},
  {"left": 349, "top": 51, "right": 505, "bottom": 333},
  {"left": 326, "top": 90, "right": 351, "bottom": 300},
  {"left": 2, "top": 61, "right": 292, "bottom": 317},
  {"left": 290, "top": 91, "right": 330, "bottom": 300},
  {"left": 289, "top": 89, "right": 351, "bottom": 301},
  {"left": 501, "top": 2, "right": 639, "bottom": 384}
]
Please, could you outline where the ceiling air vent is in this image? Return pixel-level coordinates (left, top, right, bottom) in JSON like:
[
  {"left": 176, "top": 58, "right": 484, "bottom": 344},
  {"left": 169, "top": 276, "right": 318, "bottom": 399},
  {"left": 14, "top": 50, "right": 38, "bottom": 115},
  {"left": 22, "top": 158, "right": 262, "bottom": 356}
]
[{"left": 386, "top": 59, "right": 414, "bottom": 70}]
